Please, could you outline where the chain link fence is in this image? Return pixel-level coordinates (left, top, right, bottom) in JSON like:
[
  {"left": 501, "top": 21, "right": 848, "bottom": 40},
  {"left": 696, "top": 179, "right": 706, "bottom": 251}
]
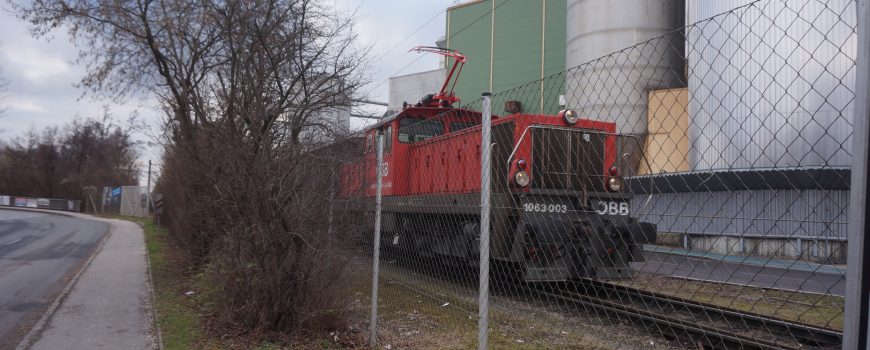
[{"left": 343, "top": 0, "right": 861, "bottom": 348}]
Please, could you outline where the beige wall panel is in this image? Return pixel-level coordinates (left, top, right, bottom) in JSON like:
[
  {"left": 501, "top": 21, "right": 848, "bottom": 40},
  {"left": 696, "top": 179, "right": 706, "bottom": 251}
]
[{"left": 640, "top": 88, "right": 690, "bottom": 174}]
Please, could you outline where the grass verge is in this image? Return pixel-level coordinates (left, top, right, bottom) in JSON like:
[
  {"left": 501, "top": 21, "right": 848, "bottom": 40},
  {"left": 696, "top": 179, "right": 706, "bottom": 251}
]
[{"left": 119, "top": 216, "right": 203, "bottom": 349}]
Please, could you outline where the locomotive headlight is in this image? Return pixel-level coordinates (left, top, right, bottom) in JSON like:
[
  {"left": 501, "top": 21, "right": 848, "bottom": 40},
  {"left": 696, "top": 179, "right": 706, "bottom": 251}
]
[
  {"left": 515, "top": 171, "right": 531, "bottom": 187},
  {"left": 561, "top": 109, "right": 579, "bottom": 125},
  {"left": 607, "top": 177, "right": 623, "bottom": 192}
]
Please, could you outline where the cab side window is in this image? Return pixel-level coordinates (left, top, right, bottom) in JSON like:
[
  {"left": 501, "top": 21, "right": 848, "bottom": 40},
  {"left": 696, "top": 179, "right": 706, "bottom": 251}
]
[{"left": 398, "top": 118, "right": 444, "bottom": 143}]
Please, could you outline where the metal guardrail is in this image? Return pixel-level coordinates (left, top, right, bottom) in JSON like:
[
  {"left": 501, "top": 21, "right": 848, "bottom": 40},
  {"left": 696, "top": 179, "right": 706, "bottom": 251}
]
[{"left": 0, "top": 195, "right": 81, "bottom": 212}]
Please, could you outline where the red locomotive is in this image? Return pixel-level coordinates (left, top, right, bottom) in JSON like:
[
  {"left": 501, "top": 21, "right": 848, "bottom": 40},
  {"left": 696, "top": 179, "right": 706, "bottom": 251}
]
[{"left": 341, "top": 48, "right": 655, "bottom": 281}]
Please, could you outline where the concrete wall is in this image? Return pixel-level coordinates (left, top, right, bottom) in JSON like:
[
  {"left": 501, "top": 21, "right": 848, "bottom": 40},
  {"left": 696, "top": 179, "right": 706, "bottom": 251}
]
[
  {"left": 120, "top": 186, "right": 149, "bottom": 217},
  {"left": 656, "top": 233, "right": 847, "bottom": 263},
  {"left": 636, "top": 189, "right": 849, "bottom": 263},
  {"left": 634, "top": 189, "right": 849, "bottom": 239},
  {"left": 388, "top": 69, "right": 446, "bottom": 111}
]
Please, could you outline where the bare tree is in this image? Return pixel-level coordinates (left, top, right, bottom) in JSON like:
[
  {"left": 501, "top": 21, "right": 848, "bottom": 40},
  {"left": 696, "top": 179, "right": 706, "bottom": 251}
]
[
  {"left": 0, "top": 114, "right": 139, "bottom": 201},
  {"left": 13, "top": 0, "right": 370, "bottom": 335},
  {"left": 14, "top": 0, "right": 366, "bottom": 142}
]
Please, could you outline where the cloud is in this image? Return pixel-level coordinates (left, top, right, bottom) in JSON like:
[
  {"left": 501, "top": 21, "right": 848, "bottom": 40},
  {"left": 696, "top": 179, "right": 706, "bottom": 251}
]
[
  {"left": 5, "top": 97, "right": 48, "bottom": 113},
  {"left": 331, "top": 0, "right": 457, "bottom": 130},
  {"left": 0, "top": 1, "right": 457, "bottom": 183},
  {"left": 0, "top": 11, "right": 157, "bottom": 138},
  {"left": 2, "top": 47, "right": 70, "bottom": 84}
]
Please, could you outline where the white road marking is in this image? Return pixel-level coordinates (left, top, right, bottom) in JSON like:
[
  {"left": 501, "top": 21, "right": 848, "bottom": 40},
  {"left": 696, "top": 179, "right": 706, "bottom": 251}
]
[{"left": 4, "top": 238, "right": 22, "bottom": 246}]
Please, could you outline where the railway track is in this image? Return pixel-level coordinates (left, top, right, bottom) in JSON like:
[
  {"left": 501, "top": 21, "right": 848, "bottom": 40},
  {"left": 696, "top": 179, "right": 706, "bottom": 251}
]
[
  {"left": 529, "top": 279, "right": 842, "bottom": 350},
  {"left": 381, "top": 251, "right": 843, "bottom": 349}
]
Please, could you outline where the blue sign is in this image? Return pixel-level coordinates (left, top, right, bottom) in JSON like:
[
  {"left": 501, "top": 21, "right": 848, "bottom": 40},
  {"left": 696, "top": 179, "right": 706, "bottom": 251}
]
[{"left": 111, "top": 187, "right": 122, "bottom": 197}]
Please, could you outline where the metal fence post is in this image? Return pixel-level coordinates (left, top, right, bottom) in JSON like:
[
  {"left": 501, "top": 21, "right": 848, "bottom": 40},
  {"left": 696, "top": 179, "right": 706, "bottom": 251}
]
[
  {"left": 845, "top": 0, "right": 870, "bottom": 348},
  {"left": 478, "top": 92, "right": 492, "bottom": 350},
  {"left": 327, "top": 168, "right": 336, "bottom": 237},
  {"left": 369, "top": 132, "right": 385, "bottom": 348}
]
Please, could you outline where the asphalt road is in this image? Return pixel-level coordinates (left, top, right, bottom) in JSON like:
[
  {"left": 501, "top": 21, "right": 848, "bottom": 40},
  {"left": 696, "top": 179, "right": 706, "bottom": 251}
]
[
  {"left": 0, "top": 209, "right": 108, "bottom": 349},
  {"left": 635, "top": 251, "right": 846, "bottom": 296}
]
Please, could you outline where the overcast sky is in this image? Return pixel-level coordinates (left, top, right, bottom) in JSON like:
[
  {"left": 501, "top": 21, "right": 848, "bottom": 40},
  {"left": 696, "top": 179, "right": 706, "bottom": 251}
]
[{"left": 0, "top": 0, "right": 457, "bottom": 180}]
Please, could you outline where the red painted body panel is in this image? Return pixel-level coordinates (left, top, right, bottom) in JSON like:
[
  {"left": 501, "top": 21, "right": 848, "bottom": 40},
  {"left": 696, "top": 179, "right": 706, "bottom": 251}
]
[
  {"left": 412, "top": 125, "right": 483, "bottom": 194},
  {"left": 340, "top": 107, "right": 617, "bottom": 199}
]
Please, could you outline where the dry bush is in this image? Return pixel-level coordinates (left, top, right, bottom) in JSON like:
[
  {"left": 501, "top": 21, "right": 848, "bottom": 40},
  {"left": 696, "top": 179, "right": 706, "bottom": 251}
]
[
  {"left": 16, "top": 0, "right": 371, "bottom": 336},
  {"left": 157, "top": 123, "right": 367, "bottom": 333}
]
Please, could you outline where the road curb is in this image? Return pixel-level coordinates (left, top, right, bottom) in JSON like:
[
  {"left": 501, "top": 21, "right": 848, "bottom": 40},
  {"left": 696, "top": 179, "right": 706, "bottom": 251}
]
[
  {"left": 13, "top": 221, "right": 115, "bottom": 350},
  {"left": 132, "top": 220, "right": 165, "bottom": 350}
]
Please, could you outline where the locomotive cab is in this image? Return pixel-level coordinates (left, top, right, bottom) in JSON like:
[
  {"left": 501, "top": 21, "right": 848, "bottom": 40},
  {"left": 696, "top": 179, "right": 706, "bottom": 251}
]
[{"left": 499, "top": 111, "right": 657, "bottom": 280}]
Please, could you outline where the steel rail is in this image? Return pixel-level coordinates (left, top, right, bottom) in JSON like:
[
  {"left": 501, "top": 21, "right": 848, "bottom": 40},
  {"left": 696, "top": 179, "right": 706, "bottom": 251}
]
[
  {"left": 573, "top": 279, "right": 842, "bottom": 348},
  {"left": 529, "top": 286, "right": 805, "bottom": 350},
  {"left": 381, "top": 242, "right": 841, "bottom": 348}
]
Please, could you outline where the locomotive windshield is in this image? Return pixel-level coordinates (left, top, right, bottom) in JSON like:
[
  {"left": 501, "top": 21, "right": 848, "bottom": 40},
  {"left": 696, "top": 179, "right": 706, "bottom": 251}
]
[{"left": 398, "top": 117, "right": 444, "bottom": 143}]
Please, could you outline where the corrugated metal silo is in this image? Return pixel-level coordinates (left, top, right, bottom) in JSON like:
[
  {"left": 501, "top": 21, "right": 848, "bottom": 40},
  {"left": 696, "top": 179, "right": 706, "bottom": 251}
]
[
  {"left": 686, "top": 0, "right": 857, "bottom": 170},
  {"left": 626, "top": 0, "right": 857, "bottom": 262},
  {"left": 565, "top": 0, "right": 686, "bottom": 137}
]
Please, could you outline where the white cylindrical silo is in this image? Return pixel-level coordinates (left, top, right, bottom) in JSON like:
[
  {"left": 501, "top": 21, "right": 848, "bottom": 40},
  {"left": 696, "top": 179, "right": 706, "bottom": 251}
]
[
  {"left": 686, "top": 0, "right": 856, "bottom": 171},
  {"left": 565, "top": 0, "right": 686, "bottom": 136}
]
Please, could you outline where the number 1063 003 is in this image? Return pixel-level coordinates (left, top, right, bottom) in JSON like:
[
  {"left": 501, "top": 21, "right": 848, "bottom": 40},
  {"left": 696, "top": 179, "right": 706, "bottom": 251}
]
[{"left": 523, "top": 203, "right": 568, "bottom": 213}]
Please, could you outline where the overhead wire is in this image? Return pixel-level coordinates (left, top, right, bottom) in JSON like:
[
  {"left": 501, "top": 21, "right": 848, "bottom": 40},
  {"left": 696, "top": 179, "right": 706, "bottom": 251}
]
[
  {"left": 372, "top": 2, "right": 455, "bottom": 64},
  {"left": 362, "top": 0, "right": 512, "bottom": 104}
]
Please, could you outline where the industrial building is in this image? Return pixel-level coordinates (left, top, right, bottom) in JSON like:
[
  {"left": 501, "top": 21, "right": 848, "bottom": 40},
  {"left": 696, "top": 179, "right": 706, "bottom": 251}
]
[
  {"left": 388, "top": 68, "right": 446, "bottom": 112},
  {"left": 386, "top": 0, "right": 855, "bottom": 262},
  {"left": 629, "top": 0, "right": 855, "bottom": 263},
  {"left": 445, "top": 0, "right": 566, "bottom": 114}
]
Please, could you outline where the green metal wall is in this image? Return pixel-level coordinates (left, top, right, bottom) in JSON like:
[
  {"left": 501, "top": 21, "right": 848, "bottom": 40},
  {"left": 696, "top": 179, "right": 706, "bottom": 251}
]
[{"left": 446, "top": 0, "right": 566, "bottom": 114}]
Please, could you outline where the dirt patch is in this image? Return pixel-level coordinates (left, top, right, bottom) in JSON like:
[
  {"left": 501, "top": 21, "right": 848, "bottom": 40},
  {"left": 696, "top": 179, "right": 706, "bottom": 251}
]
[{"left": 343, "top": 261, "right": 681, "bottom": 350}]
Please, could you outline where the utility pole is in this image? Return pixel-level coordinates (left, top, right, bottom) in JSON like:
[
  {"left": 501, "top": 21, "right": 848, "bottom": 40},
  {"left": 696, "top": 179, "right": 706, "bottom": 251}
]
[{"left": 146, "top": 160, "right": 152, "bottom": 214}]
